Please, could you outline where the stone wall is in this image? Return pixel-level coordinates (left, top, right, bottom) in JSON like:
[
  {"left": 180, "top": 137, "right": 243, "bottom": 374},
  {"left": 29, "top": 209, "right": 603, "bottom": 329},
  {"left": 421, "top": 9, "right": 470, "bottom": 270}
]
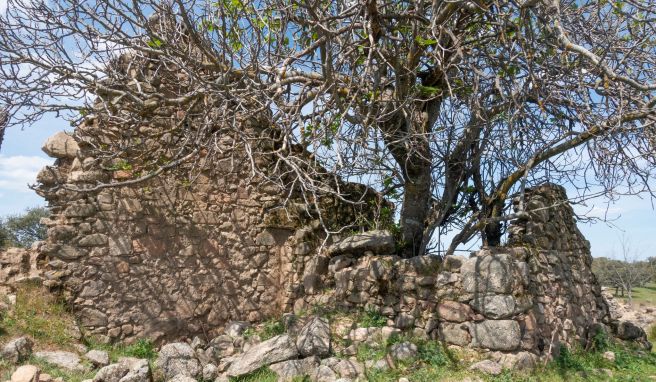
[
  {"left": 0, "top": 247, "right": 43, "bottom": 300},
  {"left": 34, "top": 114, "right": 383, "bottom": 344},
  {"left": 34, "top": 123, "right": 642, "bottom": 357},
  {"left": 295, "top": 184, "right": 615, "bottom": 358}
]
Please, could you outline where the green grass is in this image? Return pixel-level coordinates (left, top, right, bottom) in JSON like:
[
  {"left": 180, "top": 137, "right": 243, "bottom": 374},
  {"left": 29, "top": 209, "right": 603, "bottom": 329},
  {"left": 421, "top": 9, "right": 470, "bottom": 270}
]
[
  {"left": 85, "top": 337, "right": 158, "bottom": 362},
  {"left": 614, "top": 283, "right": 656, "bottom": 306},
  {"left": 229, "top": 366, "right": 278, "bottom": 382},
  {"left": 243, "top": 318, "right": 286, "bottom": 341},
  {"left": 0, "top": 281, "right": 77, "bottom": 348},
  {"left": 359, "top": 331, "right": 656, "bottom": 382},
  {"left": 358, "top": 309, "right": 388, "bottom": 328}
]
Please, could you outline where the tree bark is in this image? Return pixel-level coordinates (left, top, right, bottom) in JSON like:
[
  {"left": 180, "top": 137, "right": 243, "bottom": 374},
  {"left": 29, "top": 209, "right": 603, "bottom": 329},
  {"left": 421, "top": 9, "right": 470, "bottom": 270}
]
[{"left": 399, "top": 160, "right": 432, "bottom": 257}]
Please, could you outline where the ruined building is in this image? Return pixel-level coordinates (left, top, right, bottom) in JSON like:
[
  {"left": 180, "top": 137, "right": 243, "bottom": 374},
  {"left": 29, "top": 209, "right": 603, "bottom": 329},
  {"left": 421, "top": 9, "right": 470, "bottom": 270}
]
[{"left": 30, "top": 53, "right": 647, "bottom": 360}]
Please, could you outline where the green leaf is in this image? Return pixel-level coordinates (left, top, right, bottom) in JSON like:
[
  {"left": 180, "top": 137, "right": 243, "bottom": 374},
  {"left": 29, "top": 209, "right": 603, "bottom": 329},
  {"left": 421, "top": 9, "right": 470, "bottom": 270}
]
[
  {"left": 146, "top": 38, "right": 163, "bottom": 48},
  {"left": 417, "top": 85, "right": 441, "bottom": 96},
  {"left": 415, "top": 36, "right": 437, "bottom": 47}
]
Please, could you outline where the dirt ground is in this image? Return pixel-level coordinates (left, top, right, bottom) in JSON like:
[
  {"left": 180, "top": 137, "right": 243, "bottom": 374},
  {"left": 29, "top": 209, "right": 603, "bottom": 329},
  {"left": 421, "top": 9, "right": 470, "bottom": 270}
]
[{"left": 603, "top": 287, "right": 656, "bottom": 333}]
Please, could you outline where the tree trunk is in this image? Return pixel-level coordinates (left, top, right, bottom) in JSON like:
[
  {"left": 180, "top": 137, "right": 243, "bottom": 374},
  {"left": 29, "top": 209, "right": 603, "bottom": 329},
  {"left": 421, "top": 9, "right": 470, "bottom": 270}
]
[
  {"left": 399, "top": 164, "right": 432, "bottom": 257},
  {"left": 482, "top": 199, "right": 505, "bottom": 247},
  {"left": 627, "top": 286, "right": 633, "bottom": 307}
]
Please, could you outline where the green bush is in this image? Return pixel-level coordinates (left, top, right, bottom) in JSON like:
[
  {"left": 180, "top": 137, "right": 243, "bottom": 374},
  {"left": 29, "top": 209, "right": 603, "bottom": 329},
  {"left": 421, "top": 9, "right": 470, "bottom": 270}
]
[
  {"left": 359, "top": 309, "right": 387, "bottom": 328},
  {"left": 590, "top": 328, "right": 611, "bottom": 352},
  {"left": 417, "top": 340, "right": 452, "bottom": 367},
  {"left": 121, "top": 339, "right": 157, "bottom": 360}
]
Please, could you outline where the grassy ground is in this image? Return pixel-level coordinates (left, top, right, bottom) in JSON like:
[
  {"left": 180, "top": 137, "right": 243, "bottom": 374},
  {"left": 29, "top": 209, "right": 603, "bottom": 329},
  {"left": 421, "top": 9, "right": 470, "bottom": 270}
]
[
  {"left": 613, "top": 283, "right": 656, "bottom": 307},
  {"left": 232, "top": 341, "right": 656, "bottom": 382},
  {"left": 0, "top": 281, "right": 78, "bottom": 350}
]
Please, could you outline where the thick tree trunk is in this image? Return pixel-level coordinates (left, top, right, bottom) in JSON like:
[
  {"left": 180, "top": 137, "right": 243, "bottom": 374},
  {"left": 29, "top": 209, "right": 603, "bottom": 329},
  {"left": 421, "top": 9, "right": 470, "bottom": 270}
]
[
  {"left": 484, "top": 222, "right": 503, "bottom": 247},
  {"left": 399, "top": 164, "right": 432, "bottom": 257}
]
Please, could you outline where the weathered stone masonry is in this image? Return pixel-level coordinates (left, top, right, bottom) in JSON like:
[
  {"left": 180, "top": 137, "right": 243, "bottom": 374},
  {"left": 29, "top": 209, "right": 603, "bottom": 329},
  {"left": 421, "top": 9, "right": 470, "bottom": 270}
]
[
  {"left": 35, "top": 118, "right": 378, "bottom": 344},
  {"left": 30, "top": 51, "right": 632, "bottom": 355},
  {"left": 296, "top": 184, "right": 613, "bottom": 358}
]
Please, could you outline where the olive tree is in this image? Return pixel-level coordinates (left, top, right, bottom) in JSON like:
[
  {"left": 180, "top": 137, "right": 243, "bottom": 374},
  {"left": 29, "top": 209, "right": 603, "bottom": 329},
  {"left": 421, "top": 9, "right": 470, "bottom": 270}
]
[{"left": 1, "top": 0, "right": 655, "bottom": 256}]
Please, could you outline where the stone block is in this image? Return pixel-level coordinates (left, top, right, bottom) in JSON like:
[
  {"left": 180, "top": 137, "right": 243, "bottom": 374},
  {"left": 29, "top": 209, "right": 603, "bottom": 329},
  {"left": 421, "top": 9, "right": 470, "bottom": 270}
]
[
  {"left": 42, "top": 132, "right": 79, "bottom": 159},
  {"left": 470, "top": 320, "right": 521, "bottom": 351},
  {"left": 437, "top": 301, "right": 473, "bottom": 323}
]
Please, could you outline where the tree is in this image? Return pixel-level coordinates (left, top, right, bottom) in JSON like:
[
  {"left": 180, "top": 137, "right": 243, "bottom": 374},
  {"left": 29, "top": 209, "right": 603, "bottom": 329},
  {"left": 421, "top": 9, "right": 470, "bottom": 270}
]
[
  {"left": 1, "top": 0, "right": 654, "bottom": 256},
  {"left": 0, "top": 207, "right": 50, "bottom": 249},
  {"left": 593, "top": 237, "right": 654, "bottom": 306}
]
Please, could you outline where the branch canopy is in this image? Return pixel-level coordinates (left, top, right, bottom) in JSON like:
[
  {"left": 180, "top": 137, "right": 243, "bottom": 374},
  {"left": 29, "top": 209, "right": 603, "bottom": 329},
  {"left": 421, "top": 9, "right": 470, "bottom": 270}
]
[{"left": 1, "top": 0, "right": 655, "bottom": 255}]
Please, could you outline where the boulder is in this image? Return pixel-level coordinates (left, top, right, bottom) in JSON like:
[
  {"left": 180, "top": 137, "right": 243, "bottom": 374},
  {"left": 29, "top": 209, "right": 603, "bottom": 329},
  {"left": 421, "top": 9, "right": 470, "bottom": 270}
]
[
  {"left": 34, "top": 351, "right": 84, "bottom": 371},
  {"left": 1, "top": 336, "right": 34, "bottom": 364},
  {"left": 327, "top": 231, "right": 394, "bottom": 257},
  {"left": 498, "top": 351, "right": 538, "bottom": 371},
  {"left": 93, "top": 357, "right": 151, "bottom": 382},
  {"left": 42, "top": 132, "right": 79, "bottom": 159},
  {"left": 296, "top": 317, "right": 331, "bottom": 357},
  {"left": 155, "top": 343, "right": 201, "bottom": 380},
  {"left": 201, "top": 363, "right": 218, "bottom": 381},
  {"left": 10, "top": 365, "right": 40, "bottom": 382},
  {"left": 347, "top": 327, "right": 381, "bottom": 343},
  {"left": 388, "top": 342, "right": 418, "bottom": 362},
  {"left": 332, "top": 359, "right": 364, "bottom": 379},
  {"left": 225, "top": 321, "right": 250, "bottom": 338},
  {"left": 85, "top": 350, "right": 110, "bottom": 367},
  {"left": 615, "top": 321, "right": 646, "bottom": 341},
  {"left": 225, "top": 334, "right": 299, "bottom": 377},
  {"left": 207, "top": 335, "right": 236, "bottom": 358},
  {"left": 470, "top": 360, "right": 502, "bottom": 376},
  {"left": 364, "top": 359, "right": 390, "bottom": 372},
  {"left": 313, "top": 365, "right": 338, "bottom": 382},
  {"left": 394, "top": 313, "right": 415, "bottom": 330},
  {"left": 470, "top": 320, "right": 521, "bottom": 351},
  {"left": 269, "top": 356, "right": 319, "bottom": 381},
  {"left": 603, "top": 351, "right": 615, "bottom": 362},
  {"left": 462, "top": 254, "right": 517, "bottom": 294}
]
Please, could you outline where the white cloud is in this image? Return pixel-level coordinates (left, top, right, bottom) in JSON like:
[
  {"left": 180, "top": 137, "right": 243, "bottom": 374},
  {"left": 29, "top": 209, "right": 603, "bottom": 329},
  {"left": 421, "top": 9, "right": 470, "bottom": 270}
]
[
  {"left": 0, "top": 0, "right": 6, "bottom": 13},
  {"left": 0, "top": 155, "right": 51, "bottom": 192}
]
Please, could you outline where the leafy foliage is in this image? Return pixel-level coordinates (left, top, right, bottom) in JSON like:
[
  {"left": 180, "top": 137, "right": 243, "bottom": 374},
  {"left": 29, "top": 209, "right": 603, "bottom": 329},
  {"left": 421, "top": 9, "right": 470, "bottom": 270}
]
[
  {"left": 0, "top": 207, "right": 49, "bottom": 249},
  {"left": 358, "top": 309, "right": 388, "bottom": 328}
]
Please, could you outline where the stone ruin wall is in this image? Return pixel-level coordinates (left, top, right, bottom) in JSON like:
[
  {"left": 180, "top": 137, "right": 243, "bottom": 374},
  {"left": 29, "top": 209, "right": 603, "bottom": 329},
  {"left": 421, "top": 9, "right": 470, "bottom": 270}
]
[
  {"left": 30, "top": 103, "right": 622, "bottom": 358},
  {"left": 34, "top": 117, "right": 379, "bottom": 344},
  {"left": 34, "top": 123, "right": 619, "bottom": 360},
  {"left": 25, "top": 112, "right": 650, "bottom": 362},
  {"left": 296, "top": 185, "right": 612, "bottom": 358}
]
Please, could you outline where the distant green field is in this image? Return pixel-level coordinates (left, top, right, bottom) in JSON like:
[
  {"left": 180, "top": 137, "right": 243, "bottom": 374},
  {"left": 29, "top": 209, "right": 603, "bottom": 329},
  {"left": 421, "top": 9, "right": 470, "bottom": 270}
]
[{"left": 613, "top": 283, "right": 656, "bottom": 306}]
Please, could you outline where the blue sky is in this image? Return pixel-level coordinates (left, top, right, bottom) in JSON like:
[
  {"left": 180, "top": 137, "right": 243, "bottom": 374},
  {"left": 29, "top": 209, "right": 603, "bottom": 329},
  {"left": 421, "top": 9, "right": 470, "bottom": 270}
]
[{"left": 0, "top": 112, "right": 654, "bottom": 260}]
